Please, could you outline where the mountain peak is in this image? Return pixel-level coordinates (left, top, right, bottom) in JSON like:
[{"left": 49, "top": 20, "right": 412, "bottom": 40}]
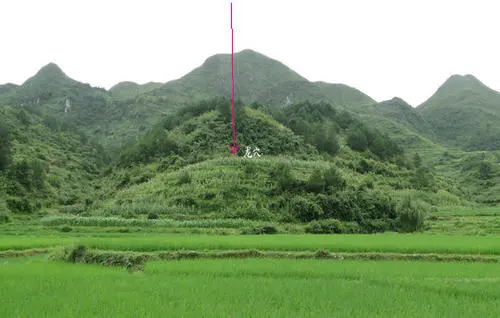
[
  {"left": 387, "top": 97, "right": 411, "bottom": 106},
  {"left": 22, "top": 62, "right": 71, "bottom": 86},
  {"left": 37, "top": 62, "right": 66, "bottom": 77},
  {"left": 438, "top": 74, "right": 488, "bottom": 93},
  {"left": 165, "top": 49, "right": 307, "bottom": 102},
  {"left": 110, "top": 81, "right": 139, "bottom": 91}
]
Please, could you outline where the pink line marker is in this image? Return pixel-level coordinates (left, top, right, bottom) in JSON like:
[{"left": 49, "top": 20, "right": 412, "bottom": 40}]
[{"left": 228, "top": 2, "right": 239, "bottom": 155}]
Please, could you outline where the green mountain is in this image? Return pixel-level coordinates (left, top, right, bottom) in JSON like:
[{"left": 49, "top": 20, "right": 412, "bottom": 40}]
[
  {"left": 258, "top": 80, "right": 375, "bottom": 109},
  {"left": 4, "top": 63, "right": 112, "bottom": 136},
  {"left": 110, "top": 81, "right": 163, "bottom": 100},
  {"left": 0, "top": 83, "right": 18, "bottom": 95},
  {"left": 152, "top": 49, "right": 306, "bottom": 102},
  {"left": 417, "top": 74, "right": 500, "bottom": 150},
  {"left": 1, "top": 50, "right": 499, "bottom": 226},
  {"left": 370, "top": 97, "right": 435, "bottom": 136}
]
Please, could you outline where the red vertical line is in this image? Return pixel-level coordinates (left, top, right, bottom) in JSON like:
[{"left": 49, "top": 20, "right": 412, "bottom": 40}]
[{"left": 231, "top": 3, "right": 236, "bottom": 146}]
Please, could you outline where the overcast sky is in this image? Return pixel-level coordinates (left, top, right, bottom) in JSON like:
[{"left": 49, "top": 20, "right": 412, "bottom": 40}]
[{"left": 1, "top": 0, "right": 499, "bottom": 106}]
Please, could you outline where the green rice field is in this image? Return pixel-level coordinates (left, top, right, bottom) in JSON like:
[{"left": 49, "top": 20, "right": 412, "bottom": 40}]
[
  {"left": 1, "top": 215, "right": 499, "bottom": 317},
  {"left": 1, "top": 257, "right": 499, "bottom": 317},
  {"left": 1, "top": 233, "right": 499, "bottom": 255}
]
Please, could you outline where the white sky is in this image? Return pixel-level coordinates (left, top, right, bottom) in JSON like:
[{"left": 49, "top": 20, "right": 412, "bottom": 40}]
[{"left": 1, "top": 0, "right": 499, "bottom": 106}]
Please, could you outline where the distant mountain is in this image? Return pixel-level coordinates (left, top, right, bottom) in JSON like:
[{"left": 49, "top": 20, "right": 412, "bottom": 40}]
[
  {"left": 258, "top": 80, "right": 374, "bottom": 109},
  {"left": 417, "top": 75, "right": 500, "bottom": 150},
  {"left": 110, "top": 81, "right": 162, "bottom": 100},
  {"left": 372, "top": 97, "right": 435, "bottom": 136},
  {"left": 152, "top": 49, "right": 307, "bottom": 102},
  {"left": 0, "top": 83, "right": 18, "bottom": 95},
  {"left": 16, "top": 63, "right": 96, "bottom": 104},
  {"left": 150, "top": 49, "right": 375, "bottom": 113}
]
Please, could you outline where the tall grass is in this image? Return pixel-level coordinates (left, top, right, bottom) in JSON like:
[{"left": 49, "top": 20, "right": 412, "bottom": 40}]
[{"left": 40, "top": 216, "right": 259, "bottom": 228}]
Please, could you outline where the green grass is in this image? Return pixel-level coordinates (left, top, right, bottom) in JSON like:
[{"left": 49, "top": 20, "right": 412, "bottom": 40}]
[
  {"left": 1, "top": 234, "right": 499, "bottom": 255},
  {"left": 434, "top": 206, "right": 500, "bottom": 216},
  {"left": 40, "top": 216, "right": 260, "bottom": 228},
  {"left": 1, "top": 258, "right": 499, "bottom": 317},
  {"left": 426, "top": 215, "right": 500, "bottom": 235}
]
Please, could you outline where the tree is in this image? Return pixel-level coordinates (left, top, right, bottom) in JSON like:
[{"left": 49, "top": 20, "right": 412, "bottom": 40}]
[
  {"left": 479, "top": 161, "right": 493, "bottom": 180},
  {"left": 413, "top": 153, "right": 422, "bottom": 168},
  {"left": 346, "top": 128, "right": 369, "bottom": 151},
  {"left": 413, "top": 166, "right": 435, "bottom": 189},
  {"left": 30, "top": 159, "right": 47, "bottom": 191},
  {"left": 323, "top": 166, "right": 346, "bottom": 192},
  {"left": 14, "top": 161, "right": 31, "bottom": 191},
  {"left": 0, "top": 198, "right": 10, "bottom": 223},
  {"left": 0, "top": 122, "right": 10, "bottom": 172},
  {"left": 306, "top": 169, "right": 324, "bottom": 193},
  {"left": 397, "top": 195, "right": 428, "bottom": 232},
  {"left": 313, "top": 125, "right": 340, "bottom": 156}
]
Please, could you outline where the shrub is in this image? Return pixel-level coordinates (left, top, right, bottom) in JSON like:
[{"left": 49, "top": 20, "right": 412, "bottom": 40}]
[
  {"left": 147, "top": 212, "right": 160, "bottom": 220},
  {"left": 60, "top": 226, "right": 73, "bottom": 232},
  {"left": 240, "top": 225, "right": 278, "bottom": 235},
  {"left": 0, "top": 199, "right": 10, "bottom": 223},
  {"left": 316, "top": 192, "right": 360, "bottom": 222},
  {"left": 357, "top": 159, "right": 372, "bottom": 173},
  {"left": 177, "top": 171, "right": 192, "bottom": 185},
  {"left": 359, "top": 218, "right": 391, "bottom": 233},
  {"left": 6, "top": 198, "right": 32, "bottom": 213},
  {"left": 0, "top": 213, "right": 9, "bottom": 223},
  {"left": 270, "top": 163, "right": 295, "bottom": 192},
  {"left": 69, "top": 245, "right": 87, "bottom": 263},
  {"left": 397, "top": 195, "right": 429, "bottom": 232},
  {"left": 347, "top": 128, "right": 369, "bottom": 151},
  {"left": 132, "top": 172, "right": 154, "bottom": 184},
  {"left": 342, "top": 221, "right": 361, "bottom": 234},
  {"left": 323, "top": 166, "right": 345, "bottom": 191},
  {"left": 306, "top": 169, "right": 324, "bottom": 193},
  {"left": 289, "top": 196, "right": 323, "bottom": 222},
  {"left": 305, "top": 219, "right": 344, "bottom": 234},
  {"left": 244, "top": 161, "right": 258, "bottom": 175}
]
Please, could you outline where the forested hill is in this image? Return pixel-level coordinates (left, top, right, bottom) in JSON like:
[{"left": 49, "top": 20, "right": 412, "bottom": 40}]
[
  {"left": 417, "top": 74, "right": 500, "bottom": 151},
  {"left": 1, "top": 50, "right": 500, "bottom": 224},
  {"left": 0, "top": 104, "right": 107, "bottom": 214}
]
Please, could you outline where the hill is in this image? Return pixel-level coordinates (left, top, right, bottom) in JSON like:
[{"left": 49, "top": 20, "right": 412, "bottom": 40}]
[
  {"left": 417, "top": 74, "right": 500, "bottom": 150},
  {"left": 0, "top": 104, "right": 107, "bottom": 217},
  {"left": 110, "top": 81, "right": 163, "bottom": 100},
  {"left": 0, "top": 51, "right": 498, "bottom": 219},
  {"left": 370, "top": 97, "right": 435, "bottom": 136},
  {"left": 257, "top": 80, "right": 375, "bottom": 109},
  {"left": 150, "top": 49, "right": 306, "bottom": 103},
  {"left": 86, "top": 98, "right": 469, "bottom": 234}
]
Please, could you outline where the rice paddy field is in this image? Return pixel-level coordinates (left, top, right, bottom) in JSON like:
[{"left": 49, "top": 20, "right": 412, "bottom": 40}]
[
  {"left": 1, "top": 208, "right": 499, "bottom": 317},
  {"left": 1, "top": 257, "right": 499, "bottom": 317}
]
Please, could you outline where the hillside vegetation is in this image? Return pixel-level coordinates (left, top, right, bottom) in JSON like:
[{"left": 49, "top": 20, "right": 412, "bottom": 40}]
[
  {"left": 0, "top": 104, "right": 106, "bottom": 217},
  {"left": 417, "top": 74, "right": 500, "bottom": 150},
  {"left": 0, "top": 49, "right": 499, "bottom": 232}
]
